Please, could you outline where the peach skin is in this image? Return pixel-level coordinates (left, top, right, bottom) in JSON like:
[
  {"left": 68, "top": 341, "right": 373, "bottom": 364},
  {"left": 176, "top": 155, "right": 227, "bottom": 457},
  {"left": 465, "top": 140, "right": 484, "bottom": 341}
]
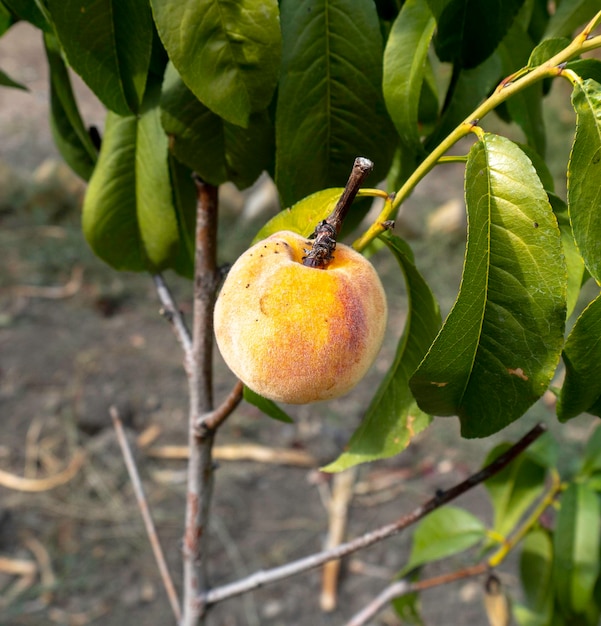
[{"left": 214, "top": 230, "right": 388, "bottom": 404}]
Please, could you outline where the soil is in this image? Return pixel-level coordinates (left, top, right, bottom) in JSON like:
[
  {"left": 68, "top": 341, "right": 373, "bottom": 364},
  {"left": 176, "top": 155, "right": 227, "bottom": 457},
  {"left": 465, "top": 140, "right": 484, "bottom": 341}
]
[{"left": 0, "top": 21, "right": 597, "bottom": 626}]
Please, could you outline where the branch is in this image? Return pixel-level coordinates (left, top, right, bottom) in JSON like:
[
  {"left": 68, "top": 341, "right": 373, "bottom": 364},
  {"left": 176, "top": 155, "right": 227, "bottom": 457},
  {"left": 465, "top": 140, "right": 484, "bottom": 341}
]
[
  {"left": 152, "top": 273, "right": 193, "bottom": 361},
  {"left": 201, "top": 423, "right": 546, "bottom": 606},
  {"left": 110, "top": 406, "right": 181, "bottom": 623},
  {"left": 195, "top": 380, "right": 244, "bottom": 433}
]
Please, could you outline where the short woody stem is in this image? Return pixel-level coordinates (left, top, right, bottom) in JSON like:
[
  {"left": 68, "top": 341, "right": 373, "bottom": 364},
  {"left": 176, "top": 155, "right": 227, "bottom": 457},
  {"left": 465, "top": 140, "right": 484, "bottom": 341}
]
[{"left": 303, "top": 157, "right": 374, "bottom": 269}]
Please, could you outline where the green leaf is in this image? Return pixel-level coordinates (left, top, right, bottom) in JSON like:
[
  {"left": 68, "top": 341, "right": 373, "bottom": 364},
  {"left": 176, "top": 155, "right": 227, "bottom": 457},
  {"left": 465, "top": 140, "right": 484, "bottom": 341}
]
[
  {"left": 484, "top": 439, "right": 548, "bottom": 537},
  {"left": 518, "top": 528, "right": 554, "bottom": 622},
  {"left": 434, "top": 0, "right": 526, "bottom": 69},
  {"left": 0, "top": 67, "right": 26, "bottom": 90},
  {"left": 276, "top": 0, "right": 396, "bottom": 207},
  {"left": 2, "top": 0, "right": 51, "bottom": 31},
  {"left": 579, "top": 425, "right": 601, "bottom": 478},
  {"left": 544, "top": 0, "right": 601, "bottom": 38},
  {"left": 243, "top": 387, "right": 294, "bottom": 424},
  {"left": 47, "top": 0, "right": 153, "bottom": 114},
  {"left": 410, "top": 134, "right": 566, "bottom": 438},
  {"left": 82, "top": 84, "right": 181, "bottom": 272},
  {"left": 527, "top": 37, "right": 570, "bottom": 67},
  {"left": 553, "top": 482, "right": 601, "bottom": 615},
  {"left": 168, "top": 156, "right": 197, "bottom": 279},
  {"left": 548, "top": 193, "right": 585, "bottom": 320},
  {"left": 322, "top": 233, "right": 440, "bottom": 471},
  {"left": 151, "top": 0, "right": 281, "bottom": 128},
  {"left": 44, "top": 33, "right": 97, "bottom": 181},
  {"left": 382, "top": 0, "right": 436, "bottom": 154},
  {"left": 160, "top": 63, "right": 273, "bottom": 189},
  {"left": 392, "top": 571, "right": 425, "bottom": 626},
  {"left": 558, "top": 293, "right": 601, "bottom": 421},
  {"left": 568, "top": 78, "right": 601, "bottom": 283},
  {"left": 567, "top": 59, "right": 601, "bottom": 84},
  {"left": 0, "top": 2, "right": 14, "bottom": 36},
  {"left": 402, "top": 506, "right": 486, "bottom": 573}
]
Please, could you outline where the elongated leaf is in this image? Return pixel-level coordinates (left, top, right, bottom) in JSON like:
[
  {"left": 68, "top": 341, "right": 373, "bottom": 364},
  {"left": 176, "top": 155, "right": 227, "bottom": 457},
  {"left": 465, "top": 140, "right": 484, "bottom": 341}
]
[
  {"left": 160, "top": 63, "right": 273, "bottom": 189},
  {"left": 44, "top": 33, "right": 97, "bottom": 180},
  {"left": 323, "top": 233, "right": 439, "bottom": 471},
  {"left": 151, "top": 0, "right": 280, "bottom": 128},
  {"left": 434, "top": 0, "right": 525, "bottom": 69},
  {"left": 484, "top": 439, "right": 547, "bottom": 537},
  {"left": 567, "top": 59, "right": 601, "bottom": 84},
  {"left": 410, "top": 134, "right": 566, "bottom": 438},
  {"left": 0, "top": 2, "right": 14, "bottom": 36},
  {"left": 544, "top": 0, "right": 601, "bottom": 38},
  {"left": 0, "top": 68, "right": 26, "bottom": 90},
  {"left": 392, "top": 571, "right": 425, "bottom": 626},
  {"left": 83, "top": 85, "right": 181, "bottom": 272},
  {"left": 568, "top": 78, "right": 601, "bottom": 283},
  {"left": 243, "top": 387, "right": 294, "bottom": 424},
  {"left": 382, "top": 0, "right": 435, "bottom": 153},
  {"left": 47, "top": 0, "right": 153, "bottom": 114},
  {"left": 402, "top": 506, "right": 486, "bottom": 574},
  {"left": 518, "top": 528, "right": 554, "bottom": 621},
  {"left": 528, "top": 37, "right": 570, "bottom": 67},
  {"left": 167, "top": 156, "right": 196, "bottom": 279},
  {"left": 557, "top": 293, "right": 601, "bottom": 421},
  {"left": 579, "top": 425, "right": 601, "bottom": 477},
  {"left": 553, "top": 482, "right": 601, "bottom": 615},
  {"left": 276, "top": 0, "right": 396, "bottom": 207},
  {"left": 2, "top": 0, "right": 51, "bottom": 31}
]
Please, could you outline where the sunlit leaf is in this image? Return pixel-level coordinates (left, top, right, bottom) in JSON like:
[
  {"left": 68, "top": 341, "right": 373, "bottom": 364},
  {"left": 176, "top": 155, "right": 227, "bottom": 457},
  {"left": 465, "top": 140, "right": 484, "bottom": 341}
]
[
  {"left": 558, "top": 293, "right": 601, "bottom": 421},
  {"left": 553, "top": 482, "right": 601, "bottom": 615},
  {"left": 410, "top": 134, "right": 566, "bottom": 438},
  {"left": 402, "top": 506, "right": 486, "bottom": 574},
  {"left": 323, "top": 233, "right": 439, "bottom": 471},
  {"left": 151, "top": 0, "right": 281, "bottom": 127},
  {"left": 382, "top": 0, "right": 435, "bottom": 153},
  {"left": 48, "top": 0, "right": 153, "bottom": 115},
  {"left": 276, "top": 0, "right": 396, "bottom": 207},
  {"left": 527, "top": 37, "right": 570, "bottom": 67},
  {"left": 568, "top": 78, "right": 601, "bottom": 283}
]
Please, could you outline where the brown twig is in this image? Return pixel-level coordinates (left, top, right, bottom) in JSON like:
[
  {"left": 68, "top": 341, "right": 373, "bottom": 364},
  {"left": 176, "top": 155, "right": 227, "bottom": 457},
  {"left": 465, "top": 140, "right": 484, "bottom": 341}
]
[
  {"left": 196, "top": 380, "right": 244, "bottom": 432},
  {"left": 344, "top": 563, "right": 489, "bottom": 626},
  {"left": 0, "top": 450, "right": 85, "bottom": 491},
  {"left": 109, "top": 407, "right": 181, "bottom": 623},
  {"left": 302, "top": 157, "right": 374, "bottom": 268},
  {"left": 200, "top": 423, "right": 546, "bottom": 606},
  {"left": 152, "top": 273, "right": 193, "bottom": 360}
]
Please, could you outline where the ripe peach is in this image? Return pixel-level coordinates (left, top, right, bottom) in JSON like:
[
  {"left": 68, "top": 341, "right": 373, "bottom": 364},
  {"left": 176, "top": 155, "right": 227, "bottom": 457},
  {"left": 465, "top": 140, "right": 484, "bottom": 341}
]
[{"left": 214, "top": 230, "right": 388, "bottom": 404}]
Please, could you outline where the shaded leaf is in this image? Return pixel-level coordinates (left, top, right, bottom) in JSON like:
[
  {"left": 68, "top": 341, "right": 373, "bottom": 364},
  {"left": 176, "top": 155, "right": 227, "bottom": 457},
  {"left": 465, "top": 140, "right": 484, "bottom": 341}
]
[
  {"left": 160, "top": 63, "right": 273, "bottom": 189},
  {"left": 323, "top": 233, "right": 439, "bottom": 471},
  {"left": 82, "top": 84, "right": 181, "bottom": 272},
  {"left": 567, "top": 59, "right": 601, "bottom": 84},
  {"left": 168, "top": 156, "right": 197, "bottom": 279},
  {"left": 2, "top": 0, "right": 51, "bottom": 31},
  {"left": 44, "top": 33, "right": 97, "bottom": 180},
  {"left": 151, "top": 0, "right": 281, "bottom": 128},
  {"left": 558, "top": 292, "right": 601, "bottom": 421},
  {"left": 527, "top": 37, "right": 570, "bottom": 67},
  {"left": 243, "top": 387, "right": 294, "bottom": 423},
  {"left": 382, "top": 0, "right": 436, "bottom": 153},
  {"left": 579, "top": 424, "right": 601, "bottom": 477},
  {"left": 47, "top": 0, "right": 153, "bottom": 114},
  {"left": 553, "top": 482, "right": 601, "bottom": 615},
  {"left": 392, "top": 570, "right": 425, "bottom": 625},
  {"left": 0, "top": 67, "right": 26, "bottom": 90},
  {"left": 410, "top": 134, "right": 566, "bottom": 438},
  {"left": 484, "top": 438, "right": 548, "bottom": 537},
  {"left": 402, "top": 506, "right": 486, "bottom": 573},
  {"left": 517, "top": 528, "right": 554, "bottom": 623},
  {"left": 434, "top": 0, "right": 526, "bottom": 69},
  {"left": 276, "top": 0, "right": 396, "bottom": 207},
  {"left": 0, "top": 2, "right": 14, "bottom": 36},
  {"left": 544, "top": 0, "right": 601, "bottom": 38},
  {"left": 568, "top": 78, "right": 601, "bottom": 283}
]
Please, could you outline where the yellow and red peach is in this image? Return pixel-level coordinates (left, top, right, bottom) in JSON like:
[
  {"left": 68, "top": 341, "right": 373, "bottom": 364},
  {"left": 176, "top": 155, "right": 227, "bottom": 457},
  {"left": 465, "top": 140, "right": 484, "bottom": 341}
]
[{"left": 214, "top": 230, "right": 387, "bottom": 404}]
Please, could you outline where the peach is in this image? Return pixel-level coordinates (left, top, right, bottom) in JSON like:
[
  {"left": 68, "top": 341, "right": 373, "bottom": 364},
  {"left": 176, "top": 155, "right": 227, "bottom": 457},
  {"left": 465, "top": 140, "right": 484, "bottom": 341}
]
[{"left": 214, "top": 230, "right": 388, "bottom": 404}]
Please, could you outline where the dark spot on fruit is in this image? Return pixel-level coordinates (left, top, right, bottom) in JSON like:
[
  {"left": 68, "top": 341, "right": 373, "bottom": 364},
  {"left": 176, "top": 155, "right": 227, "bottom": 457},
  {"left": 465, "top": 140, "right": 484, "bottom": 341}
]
[{"left": 245, "top": 284, "right": 250, "bottom": 288}]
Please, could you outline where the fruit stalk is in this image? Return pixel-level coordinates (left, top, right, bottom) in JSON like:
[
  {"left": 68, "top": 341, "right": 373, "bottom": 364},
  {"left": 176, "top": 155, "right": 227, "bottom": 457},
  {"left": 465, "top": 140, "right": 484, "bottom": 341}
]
[{"left": 303, "top": 157, "right": 374, "bottom": 268}]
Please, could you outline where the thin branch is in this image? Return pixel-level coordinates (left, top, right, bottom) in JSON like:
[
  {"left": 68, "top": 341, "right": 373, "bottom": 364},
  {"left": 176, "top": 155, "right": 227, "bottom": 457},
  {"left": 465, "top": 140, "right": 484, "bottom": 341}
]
[
  {"left": 196, "top": 380, "right": 244, "bottom": 433},
  {"left": 201, "top": 423, "right": 546, "bottom": 606},
  {"left": 344, "top": 563, "right": 489, "bottom": 626},
  {"left": 152, "top": 273, "right": 193, "bottom": 359},
  {"left": 110, "top": 406, "right": 181, "bottom": 623}
]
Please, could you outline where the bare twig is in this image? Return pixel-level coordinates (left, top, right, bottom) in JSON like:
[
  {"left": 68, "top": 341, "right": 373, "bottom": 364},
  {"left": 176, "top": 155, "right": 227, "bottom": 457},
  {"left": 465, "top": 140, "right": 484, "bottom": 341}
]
[
  {"left": 110, "top": 407, "right": 181, "bottom": 623},
  {"left": 344, "top": 563, "right": 489, "bottom": 626},
  {"left": 196, "top": 380, "right": 244, "bottom": 432},
  {"left": 0, "top": 450, "right": 85, "bottom": 491},
  {"left": 201, "top": 423, "right": 546, "bottom": 606},
  {"left": 152, "top": 273, "right": 193, "bottom": 359}
]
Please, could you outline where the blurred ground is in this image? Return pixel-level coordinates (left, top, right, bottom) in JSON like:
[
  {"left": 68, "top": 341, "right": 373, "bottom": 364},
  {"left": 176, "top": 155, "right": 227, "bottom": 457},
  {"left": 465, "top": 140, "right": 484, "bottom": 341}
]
[{"left": 0, "top": 21, "right": 598, "bottom": 626}]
